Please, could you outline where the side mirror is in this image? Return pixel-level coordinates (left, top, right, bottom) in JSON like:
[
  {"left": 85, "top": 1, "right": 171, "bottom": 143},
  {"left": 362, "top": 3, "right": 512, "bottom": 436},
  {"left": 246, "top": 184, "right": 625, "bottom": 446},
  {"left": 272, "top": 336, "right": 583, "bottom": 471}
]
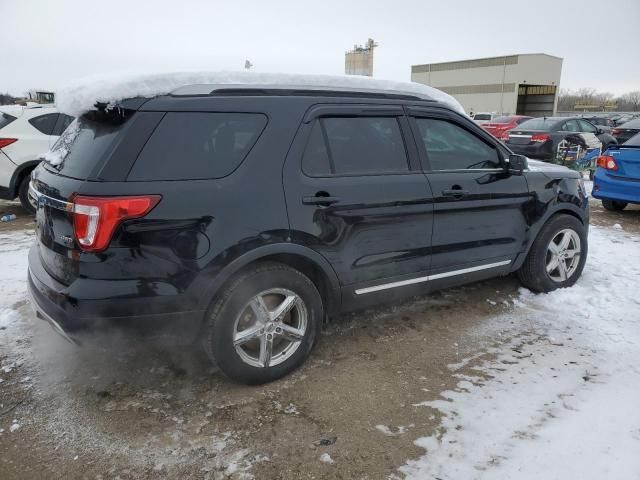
[{"left": 507, "top": 154, "right": 528, "bottom": 174}]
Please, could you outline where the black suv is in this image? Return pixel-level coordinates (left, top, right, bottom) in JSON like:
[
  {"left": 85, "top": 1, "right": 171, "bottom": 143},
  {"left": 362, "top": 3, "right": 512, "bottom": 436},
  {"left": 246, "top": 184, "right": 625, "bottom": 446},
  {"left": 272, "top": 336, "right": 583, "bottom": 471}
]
[{"left": 28, "top": 84, "right": 589, "bottom": 384}]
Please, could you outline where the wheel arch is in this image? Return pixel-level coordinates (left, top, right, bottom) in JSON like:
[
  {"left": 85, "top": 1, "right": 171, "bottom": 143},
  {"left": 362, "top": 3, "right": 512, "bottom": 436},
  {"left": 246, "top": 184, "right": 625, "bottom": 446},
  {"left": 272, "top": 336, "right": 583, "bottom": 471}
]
[
  {"left": 9, "top": 160, "right": 40, "bottom": 198},
  {"left": 199, "top": 243, "right": 342, "bottom": 319},
  {"left": 512, "top": 204, "right": 588, "bottom": 271}
]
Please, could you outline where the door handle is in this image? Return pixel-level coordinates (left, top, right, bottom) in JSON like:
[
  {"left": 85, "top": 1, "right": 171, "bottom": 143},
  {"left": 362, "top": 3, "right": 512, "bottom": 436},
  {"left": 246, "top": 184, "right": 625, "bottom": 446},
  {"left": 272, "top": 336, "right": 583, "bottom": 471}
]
[
  {"left": 302, "top": 194, "right": 340, "bottom": 206},
  {"left": 442, "top": 188, "right": 469, "bottom": 198}
]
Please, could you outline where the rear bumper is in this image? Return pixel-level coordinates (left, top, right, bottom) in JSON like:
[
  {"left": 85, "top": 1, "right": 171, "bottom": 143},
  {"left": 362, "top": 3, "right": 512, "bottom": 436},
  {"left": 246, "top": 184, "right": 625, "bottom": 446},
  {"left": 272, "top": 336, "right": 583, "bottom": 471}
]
[
  {"left": 592, "top": 170, "right": 640, "bottom": 204},
  {"left": 27, "top": 244, "right": 205, "bottom": 340}
]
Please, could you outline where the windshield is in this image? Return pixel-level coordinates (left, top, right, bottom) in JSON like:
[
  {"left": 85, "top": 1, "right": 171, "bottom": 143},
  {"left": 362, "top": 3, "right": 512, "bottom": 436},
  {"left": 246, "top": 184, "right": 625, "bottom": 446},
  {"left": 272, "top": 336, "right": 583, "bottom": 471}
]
[
  {"left": 516, "top": 118, "right": 558, "bottom": 131},
  {"left": 474, "top": 114, "right": 492, "bottom": 120}
]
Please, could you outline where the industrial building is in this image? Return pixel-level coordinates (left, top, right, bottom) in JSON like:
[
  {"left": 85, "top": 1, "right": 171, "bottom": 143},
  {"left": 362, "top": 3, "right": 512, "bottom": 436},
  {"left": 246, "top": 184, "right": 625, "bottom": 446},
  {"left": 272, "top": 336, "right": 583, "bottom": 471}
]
[
  {"left": 411, "top": 53, "right": 563, "bottom": 117},
  {"left": 345, "top": 39, "right": 377, "bottom": 76}
]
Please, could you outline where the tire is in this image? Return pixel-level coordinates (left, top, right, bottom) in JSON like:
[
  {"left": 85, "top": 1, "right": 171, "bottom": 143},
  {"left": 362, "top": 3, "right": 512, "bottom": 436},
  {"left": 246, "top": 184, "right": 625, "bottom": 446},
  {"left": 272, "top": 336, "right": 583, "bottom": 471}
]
[
  {"left": 18, "top": 174, "right": 36, "bottom": 215},
  {"left": 204, "top": 262, "right": 323, "bottom": 385},
  {"left": 588, "top": 169, "right": 594, "bottom": 181},
  {"left": 517, "top": 214, "right": 588, "bottom": 293},
  {"left": 602, "top": 199, "right": 627, "bottom": 211}
]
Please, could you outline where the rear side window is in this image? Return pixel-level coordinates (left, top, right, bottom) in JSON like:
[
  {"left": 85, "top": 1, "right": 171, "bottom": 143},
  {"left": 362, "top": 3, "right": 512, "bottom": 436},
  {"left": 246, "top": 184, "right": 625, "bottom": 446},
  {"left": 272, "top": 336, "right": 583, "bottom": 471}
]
[
  {"left": 302, "top": 117, "right": 409, "bottom": 176},
  {"left": 52, "top": 114, "right": 74, "bottom": 136},
  {"left": 128, "top": 112, "right": 267, "bottom": 181},
  {"left": 415, "top": 118, "right": 501, "bottom": 171},
  {"left": 29, "top": 113, "right": 59, "bottom": 135},
  {"left": 0, "top": 111, "right": 17, "bottom": 129}
]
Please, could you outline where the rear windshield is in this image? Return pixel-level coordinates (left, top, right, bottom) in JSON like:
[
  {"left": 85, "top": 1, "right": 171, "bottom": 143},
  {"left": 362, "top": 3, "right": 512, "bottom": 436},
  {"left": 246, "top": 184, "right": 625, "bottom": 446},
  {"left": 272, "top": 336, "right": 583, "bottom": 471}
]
[
  {"left": 620, "top": 118, "right": 640, "bottom": 128},
  {"left": 490, "top": 116, "right": 512, "bottom": 123},
  {"left": 516, "top": 118, "right": 558, "bottom": 131},
  {"left": 474, "top": 114, "right": 492, "bottom": 120},
  {"left": 0, "top": 111, "right": 17, "bottom": 130},
  {"left": 44, "top": 110, "right": 130, "bottom": 179},
  {"left": 624, "top": 132, "right": 640, "bottom": 146}
]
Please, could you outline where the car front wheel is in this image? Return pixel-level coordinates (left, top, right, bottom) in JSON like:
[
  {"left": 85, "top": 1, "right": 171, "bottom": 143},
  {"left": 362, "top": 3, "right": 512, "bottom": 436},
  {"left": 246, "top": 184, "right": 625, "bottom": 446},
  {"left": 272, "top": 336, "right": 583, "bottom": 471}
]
[
  {"left": 204, "top": 262, "right": 323, "bottom": 384},
  {"left": 517, "top": 214, "right": 588, "bottom": 293}
]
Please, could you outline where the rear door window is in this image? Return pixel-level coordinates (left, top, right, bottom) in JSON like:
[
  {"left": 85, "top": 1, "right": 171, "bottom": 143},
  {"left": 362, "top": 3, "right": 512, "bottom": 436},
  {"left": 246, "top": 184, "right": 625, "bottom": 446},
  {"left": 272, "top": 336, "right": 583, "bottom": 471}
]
[
  {"left": 578, "top": 120, "right": 598, "bottom": 134},
  {"left": 302, "top": 116, "right": 409, "bottom": 176},
  {"left": 29, "top": 113, "right": 59, "bottom": 135},
  {"left": 561, "top": 120, "right": 580, "bottom": 132},
  {"left": 128, "top": 112, "right": 267, "bottom": 181}
]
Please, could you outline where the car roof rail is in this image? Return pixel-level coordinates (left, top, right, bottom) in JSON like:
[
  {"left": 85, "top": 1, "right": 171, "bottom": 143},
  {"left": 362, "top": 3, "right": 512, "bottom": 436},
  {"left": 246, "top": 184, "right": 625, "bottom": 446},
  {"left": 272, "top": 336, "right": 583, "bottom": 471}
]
[{"left": 170, "top": 83, "right": 435, "bottom": 102}]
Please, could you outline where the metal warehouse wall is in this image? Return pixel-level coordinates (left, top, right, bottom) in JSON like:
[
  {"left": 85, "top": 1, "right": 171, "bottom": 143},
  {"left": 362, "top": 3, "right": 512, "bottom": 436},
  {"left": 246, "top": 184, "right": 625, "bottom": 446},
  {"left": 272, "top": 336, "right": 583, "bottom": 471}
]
[{"left": 411, "top": 54, "right": 563, "bottom": 115}]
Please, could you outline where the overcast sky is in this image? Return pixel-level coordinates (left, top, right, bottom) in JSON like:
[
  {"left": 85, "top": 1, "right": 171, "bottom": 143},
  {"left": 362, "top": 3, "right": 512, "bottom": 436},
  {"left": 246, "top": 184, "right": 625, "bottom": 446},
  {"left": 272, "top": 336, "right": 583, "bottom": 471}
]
[{"left": 2, "top": 0, "right": 639, "bottom": 96}]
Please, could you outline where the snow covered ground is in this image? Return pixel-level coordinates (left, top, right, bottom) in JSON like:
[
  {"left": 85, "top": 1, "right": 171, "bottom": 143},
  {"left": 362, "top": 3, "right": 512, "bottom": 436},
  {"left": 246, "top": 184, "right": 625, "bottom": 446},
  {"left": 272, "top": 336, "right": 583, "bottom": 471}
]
[{"left": 402, "top": 225, "right": 640, "bottom": 479}]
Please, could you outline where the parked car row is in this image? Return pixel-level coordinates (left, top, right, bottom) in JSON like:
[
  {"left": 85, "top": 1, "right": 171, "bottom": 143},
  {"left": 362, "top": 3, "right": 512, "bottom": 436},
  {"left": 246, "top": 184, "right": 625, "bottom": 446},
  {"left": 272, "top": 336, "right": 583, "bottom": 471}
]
[
  {"left": 504, "top": 117, "right": 616, "bottom": 162},
  {"left": 0, "top": 104, "right": 74, "bottom": 212}
]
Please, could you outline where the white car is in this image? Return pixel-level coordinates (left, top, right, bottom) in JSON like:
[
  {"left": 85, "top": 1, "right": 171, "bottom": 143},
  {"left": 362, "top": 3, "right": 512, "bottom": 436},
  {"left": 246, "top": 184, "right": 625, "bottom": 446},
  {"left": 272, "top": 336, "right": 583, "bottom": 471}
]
[
  {"left": 0, "top": 105, "right": 73, "bottom": 212},
  {"left": 472, "top": 112, "right": 499, "bottom": 125}
]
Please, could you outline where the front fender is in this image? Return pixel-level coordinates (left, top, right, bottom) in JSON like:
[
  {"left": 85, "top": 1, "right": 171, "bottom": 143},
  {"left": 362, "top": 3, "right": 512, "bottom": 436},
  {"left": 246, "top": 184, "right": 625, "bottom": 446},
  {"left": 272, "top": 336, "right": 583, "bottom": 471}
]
[{"left": 512, "top": 173, "right": 589, "bottom": 270}]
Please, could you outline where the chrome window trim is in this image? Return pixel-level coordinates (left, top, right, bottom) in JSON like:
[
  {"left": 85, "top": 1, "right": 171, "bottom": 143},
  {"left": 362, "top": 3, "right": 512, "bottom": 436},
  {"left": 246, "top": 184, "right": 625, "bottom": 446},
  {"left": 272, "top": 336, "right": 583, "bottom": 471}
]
[{"left": 354, "top": 260, "right": 512, "bottom": 295}]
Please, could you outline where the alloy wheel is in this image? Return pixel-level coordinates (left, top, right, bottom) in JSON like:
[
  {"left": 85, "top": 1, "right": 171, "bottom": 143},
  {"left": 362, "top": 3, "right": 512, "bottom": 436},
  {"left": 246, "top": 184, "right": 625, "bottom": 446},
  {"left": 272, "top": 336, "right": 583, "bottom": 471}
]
[
  {"left": 233, "top": 288, "right": 308, "bottom": 368},
  {"left": 545, "top": 229, "right": 581, "bottom": 282}
]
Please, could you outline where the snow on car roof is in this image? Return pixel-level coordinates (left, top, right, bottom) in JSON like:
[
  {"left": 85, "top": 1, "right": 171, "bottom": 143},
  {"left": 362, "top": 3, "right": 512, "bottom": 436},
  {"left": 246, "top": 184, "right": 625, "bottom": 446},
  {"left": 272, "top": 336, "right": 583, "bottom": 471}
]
[{"left": 54, "top": 71, "right": 465, "bottom": 116}]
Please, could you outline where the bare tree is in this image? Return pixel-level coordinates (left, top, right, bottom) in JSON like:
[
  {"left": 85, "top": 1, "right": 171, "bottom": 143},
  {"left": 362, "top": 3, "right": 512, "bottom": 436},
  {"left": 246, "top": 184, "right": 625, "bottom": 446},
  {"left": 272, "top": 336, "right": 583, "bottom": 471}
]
[{"left": 621, "top": 91, "right": 640, "bottom": 111}]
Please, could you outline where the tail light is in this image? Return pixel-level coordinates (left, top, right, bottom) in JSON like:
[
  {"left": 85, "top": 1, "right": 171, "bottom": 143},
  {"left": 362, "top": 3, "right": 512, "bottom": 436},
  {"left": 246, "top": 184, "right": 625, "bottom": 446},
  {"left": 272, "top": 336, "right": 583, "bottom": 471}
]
[
  {"left": 596, "top": 155, "right": 618, "bottom": 171},
  {"left": 0, "top": 138, "right": 18, "bottom": 149},
  {"left": 531, "top": 134, "right": 550, "bottom": 143},
  {"left": 611, "top": 128, "right": 620, "bottom": 136},
  {"left": 72, "top": 195, "right": 161, "bottom": 252}
]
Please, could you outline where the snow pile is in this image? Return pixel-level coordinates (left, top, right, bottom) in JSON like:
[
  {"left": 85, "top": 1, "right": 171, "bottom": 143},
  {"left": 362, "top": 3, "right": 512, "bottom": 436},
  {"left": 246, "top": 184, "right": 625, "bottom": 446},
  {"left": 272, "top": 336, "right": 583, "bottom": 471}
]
[
  {"left": 319, "top": 453, "right": 335, "bottom": 464},
  {"left": 401, "top": 226, "right": 640, "bottom": 480},
  {"left": 54, "top": 70, "right": 465, "bottom": 117}
]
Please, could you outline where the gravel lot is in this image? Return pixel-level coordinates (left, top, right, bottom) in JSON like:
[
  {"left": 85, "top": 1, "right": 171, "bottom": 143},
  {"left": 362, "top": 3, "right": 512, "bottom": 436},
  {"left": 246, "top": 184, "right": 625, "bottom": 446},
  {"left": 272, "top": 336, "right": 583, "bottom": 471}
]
[{"left": 1, "top": 192, "right": 639, "bottom": 479}]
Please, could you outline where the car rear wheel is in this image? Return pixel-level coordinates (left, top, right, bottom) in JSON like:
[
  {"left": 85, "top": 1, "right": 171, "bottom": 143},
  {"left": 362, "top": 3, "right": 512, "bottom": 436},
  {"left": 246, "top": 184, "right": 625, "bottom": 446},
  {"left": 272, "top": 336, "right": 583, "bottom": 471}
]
[
  {"left": 517, "top": 214, "right": 587, "bottom": 293},
  {"left": 602, "top": 199, "right": 627, "bottom": 211},
  {"left": 204, "top": 262, "right": 323, "bottom": 384},
  {"left": 18, "top": 175, "right": 36, "bottom": 215}
]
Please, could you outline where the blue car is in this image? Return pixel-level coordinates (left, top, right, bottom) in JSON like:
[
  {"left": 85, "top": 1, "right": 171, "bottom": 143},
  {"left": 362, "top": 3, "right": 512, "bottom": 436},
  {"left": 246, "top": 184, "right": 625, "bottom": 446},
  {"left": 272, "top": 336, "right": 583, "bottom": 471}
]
[{"left": 592, "top": 132, "right": 640, "bottom": 211}]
